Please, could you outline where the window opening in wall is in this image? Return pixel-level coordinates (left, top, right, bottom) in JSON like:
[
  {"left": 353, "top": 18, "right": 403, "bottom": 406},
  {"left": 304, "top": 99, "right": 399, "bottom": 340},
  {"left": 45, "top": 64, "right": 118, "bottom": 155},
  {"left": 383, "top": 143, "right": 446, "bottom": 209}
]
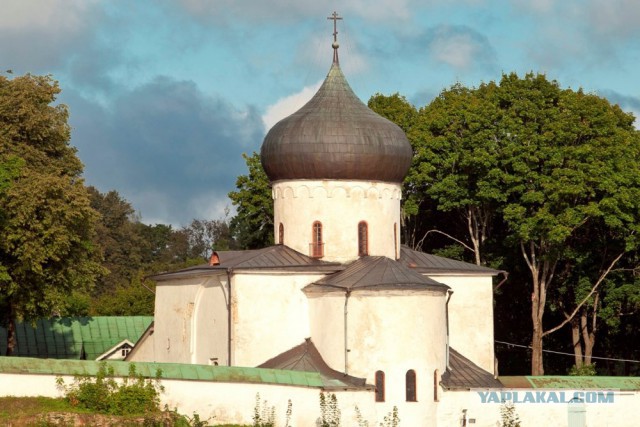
[
  {"left": 375, "top": 370, "right": 385, "bottom": 402},
  {"left": 310, "top": 221, "right": 324, "bottom": 258},
  {"left": 358, "top": 221, "right": 368, "bottom": 256},
  {"left": 406, "top": 369, "right": 417, "bottom": 401},
  {"left": 433, "top": 369, "right": 439, "bottom": 402},
  {"left": 394, "top": 222, "right": 398, "bottom": 259},
  {"left": 278, "top": 223, "right": 284, "bottom": 245}
]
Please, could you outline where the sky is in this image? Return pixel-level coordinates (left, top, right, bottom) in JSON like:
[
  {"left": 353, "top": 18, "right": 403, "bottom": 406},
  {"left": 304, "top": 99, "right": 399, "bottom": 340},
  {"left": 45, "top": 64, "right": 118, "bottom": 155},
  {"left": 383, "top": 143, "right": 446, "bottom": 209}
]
[{"left": 2, "top": 0, "right": 640, "bottom": 226}]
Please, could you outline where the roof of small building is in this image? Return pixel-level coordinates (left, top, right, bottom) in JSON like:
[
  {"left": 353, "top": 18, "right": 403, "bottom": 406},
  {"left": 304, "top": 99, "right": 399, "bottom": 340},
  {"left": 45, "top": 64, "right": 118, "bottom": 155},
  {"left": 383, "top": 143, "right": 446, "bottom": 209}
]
[
  {"left": 260, "top": 55, "right": 412, "bottom": 183},
  {"left": 304, "top": 256, "right": 449, "bottom": 294},
  {"left": 151, "top": 245, "right": 343, "bottom": 281},
  {"left": 0, "top": 316, "right": 153, "bottom": 360},
  {"left": 258, "top": 338, "right": 371, "bottom": 390},
  {"left": 441, "top": 348, "right": 503, "bottom": 390},
  {"left": 400, "top": 246, "right": 501, "bottom": 276}
]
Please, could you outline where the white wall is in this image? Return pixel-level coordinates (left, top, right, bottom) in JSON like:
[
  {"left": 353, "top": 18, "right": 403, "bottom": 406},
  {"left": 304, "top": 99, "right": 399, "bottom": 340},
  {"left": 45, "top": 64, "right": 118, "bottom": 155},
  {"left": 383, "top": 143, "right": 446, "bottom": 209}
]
[
  {"left": 308, "top": 289, "right": 448, "bottom": 422},
  {"left": 438, "top": 388, "right": 640, "bottom": 427},
  {"left": 153, "top": 274, "right": 228, "bottom": 365},
  {"left": 2, "top": 371, "right": 639, "bottom": 427},
  {"left": 427, "top": 274, "right": 495, "bottom": 373},
  {"left": 272, "top": 180, "right": 402, "bottom": 262},
  {"left": 232, "top": 271, "right": 326, "bottom": 367}
]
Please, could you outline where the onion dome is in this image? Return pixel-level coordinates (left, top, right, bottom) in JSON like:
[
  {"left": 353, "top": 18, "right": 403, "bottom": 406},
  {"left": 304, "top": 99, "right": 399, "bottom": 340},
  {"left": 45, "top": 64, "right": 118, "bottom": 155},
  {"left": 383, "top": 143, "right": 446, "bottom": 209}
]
[{"left": 260, "top": 28, "right": 412, "bottom": 183}]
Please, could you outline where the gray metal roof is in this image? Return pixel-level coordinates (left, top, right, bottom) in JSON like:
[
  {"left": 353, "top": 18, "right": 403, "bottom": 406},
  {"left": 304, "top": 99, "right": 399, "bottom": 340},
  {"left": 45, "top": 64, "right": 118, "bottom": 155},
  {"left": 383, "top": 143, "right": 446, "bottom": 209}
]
[
  {"left": 441, "top": 348, "right": 503, "bottom": 390},
  {"left": 151, "top": 245, "right": 342, "bottom": 281},
  {"left": 304, "top": 256, "right": 449, "bottom": 293},
  {"left": 258, "top": 338, "right": 371, "bottom": 390},
  {"left": 260, "top": 60, "right": 412, "bottom": 183},
  {"left": 399, "top": 246, "right": 500, "bottom": 275}
]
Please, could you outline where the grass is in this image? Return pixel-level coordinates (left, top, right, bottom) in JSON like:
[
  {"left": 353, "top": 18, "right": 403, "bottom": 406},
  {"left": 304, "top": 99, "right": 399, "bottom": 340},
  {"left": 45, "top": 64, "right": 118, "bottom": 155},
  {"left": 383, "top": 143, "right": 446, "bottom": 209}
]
[{"left": 0, "top": 397, "right": 251, "bottom": 426}]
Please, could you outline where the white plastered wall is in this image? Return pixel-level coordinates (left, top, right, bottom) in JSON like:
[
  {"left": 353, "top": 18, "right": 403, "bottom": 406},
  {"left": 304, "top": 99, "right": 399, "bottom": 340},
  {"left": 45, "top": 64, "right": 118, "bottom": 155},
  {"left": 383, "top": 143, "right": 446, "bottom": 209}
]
[
  {"left": 427, "top": 274, "right": 495, "bottom": 374},
  {"left": 272, "top": 180, "right": 402, "bottom": 262},
  {"left": 153, "top": 274, "right": 228, "bottom": 365},
  {"left": 231, "top": 271, "right": 326, "bottom": 367},
  {"left": 308, "top": 290, "right": 448, "bottom": 421}
]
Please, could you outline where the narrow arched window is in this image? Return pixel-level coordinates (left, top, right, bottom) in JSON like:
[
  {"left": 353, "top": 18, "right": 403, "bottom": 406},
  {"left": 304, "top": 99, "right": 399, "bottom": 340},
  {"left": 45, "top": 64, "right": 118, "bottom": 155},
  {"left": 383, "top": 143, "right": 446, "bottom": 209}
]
[
  {"left": 358, "top": 221, "right": 368, "bottom": 256},
  {"left": 278, "top": 223, "right": 284, "bottom": 245},
  {"left": 311, "top": 221, "right": 323, "bottom": 258},
  {"left": 394, "top": 222, "right": 398, "bottom": 259},
  {"left": 406, "top": 369, "right": 417, "bottom": 402},
  {"left": 433, "top": 369, "right": 439, "bottom": 402},
  {"left": 375, "top": 370, "right": 385, "bottom": 402}
]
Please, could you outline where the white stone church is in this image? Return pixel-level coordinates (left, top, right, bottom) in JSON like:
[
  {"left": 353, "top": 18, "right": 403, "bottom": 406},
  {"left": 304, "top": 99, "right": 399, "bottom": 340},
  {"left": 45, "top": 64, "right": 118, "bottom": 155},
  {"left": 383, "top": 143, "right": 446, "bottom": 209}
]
[{"left": 126, "top": 22, "right": 638, "bottom": 426}]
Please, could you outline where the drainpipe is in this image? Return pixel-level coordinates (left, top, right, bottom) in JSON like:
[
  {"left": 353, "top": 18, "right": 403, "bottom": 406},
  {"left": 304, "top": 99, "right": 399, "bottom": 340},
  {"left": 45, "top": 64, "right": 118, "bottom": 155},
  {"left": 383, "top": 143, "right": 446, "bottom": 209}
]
[
  {"left": 344, "top": 290, "right": 351, "bottom": 375},
  {"left": 445, "top": 289, "right": 453, "bottom": 369},
  {"left": 226, "top": 268, "right": 233, "bottom": 367}
]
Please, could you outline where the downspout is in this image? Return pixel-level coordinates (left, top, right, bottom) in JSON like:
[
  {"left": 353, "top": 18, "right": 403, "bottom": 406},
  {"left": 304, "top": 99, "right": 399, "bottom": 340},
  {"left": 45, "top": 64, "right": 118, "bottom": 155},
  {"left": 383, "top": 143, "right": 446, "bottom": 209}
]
[
  {"left": 227, "top": 268, "right": 233, "bottom": 367},
  {"left": 344, "top": 290, "right": 351, "bottom": 375},
  {"left": 445, "top": 289, "right": 453, "bottom": 369}
]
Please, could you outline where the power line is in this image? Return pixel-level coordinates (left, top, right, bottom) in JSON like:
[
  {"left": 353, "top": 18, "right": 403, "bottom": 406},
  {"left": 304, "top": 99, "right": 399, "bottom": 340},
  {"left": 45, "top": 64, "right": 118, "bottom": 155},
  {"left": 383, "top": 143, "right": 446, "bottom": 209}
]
[{"left": 495, "top": 340, "right": 640, "bottom": 364}]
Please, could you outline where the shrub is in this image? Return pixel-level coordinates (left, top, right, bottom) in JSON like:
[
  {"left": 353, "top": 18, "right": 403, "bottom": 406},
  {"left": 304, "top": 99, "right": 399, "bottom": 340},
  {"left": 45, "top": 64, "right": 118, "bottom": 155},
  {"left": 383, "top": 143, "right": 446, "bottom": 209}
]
[{"left": 57, "top": 362, "right": 164, "bottom": 415}]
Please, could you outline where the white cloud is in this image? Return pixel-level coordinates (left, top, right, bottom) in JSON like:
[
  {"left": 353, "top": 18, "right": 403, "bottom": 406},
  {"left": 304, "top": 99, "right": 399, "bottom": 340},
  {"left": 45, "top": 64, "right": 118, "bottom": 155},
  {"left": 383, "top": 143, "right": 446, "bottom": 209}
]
[
  {"left": 174, "top": 0, "right": 423, "bottom": 24},
  {"left": 262, "top": 81, "right": 322, "bottom": 131},
  {"left": 426, "top": 26, "right": 495, "bottom": 71},
  {"left": 0, "top": 0, "right": 95, "bottom": 32}
]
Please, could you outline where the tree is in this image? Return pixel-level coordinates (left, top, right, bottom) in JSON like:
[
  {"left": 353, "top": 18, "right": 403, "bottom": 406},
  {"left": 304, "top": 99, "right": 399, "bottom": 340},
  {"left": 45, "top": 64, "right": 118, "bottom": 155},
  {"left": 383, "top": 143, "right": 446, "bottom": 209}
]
[
  {"left": 0, "top": 74, "right": 104, "bottom": 354},
  {"left": 397, "top": 73, "right": 640, "bottom": 374},
  {"left": 228, "top": 152, "right": 274, "bottom": 249}
]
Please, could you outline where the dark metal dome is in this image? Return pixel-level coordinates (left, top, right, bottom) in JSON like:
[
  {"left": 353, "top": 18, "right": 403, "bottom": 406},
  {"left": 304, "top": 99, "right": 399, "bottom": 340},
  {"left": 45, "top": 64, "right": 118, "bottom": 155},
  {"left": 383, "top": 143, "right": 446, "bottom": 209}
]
[{"left": 260, "top": 63, "right": 412, "bottom": 183}]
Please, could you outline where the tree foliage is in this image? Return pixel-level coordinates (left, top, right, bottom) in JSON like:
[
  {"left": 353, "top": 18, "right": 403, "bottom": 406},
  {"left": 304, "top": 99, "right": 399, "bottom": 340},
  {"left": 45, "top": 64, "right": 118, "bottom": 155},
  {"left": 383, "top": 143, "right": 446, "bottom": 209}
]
[
  {"left": 371, "top": 74, "right": 640, "bottom": 375},
  {"left": 0, "top": 74, "right": 104, "bottom": 354},
  {"left": 228, "top": 152, "right": 274, "bottom": 249}
]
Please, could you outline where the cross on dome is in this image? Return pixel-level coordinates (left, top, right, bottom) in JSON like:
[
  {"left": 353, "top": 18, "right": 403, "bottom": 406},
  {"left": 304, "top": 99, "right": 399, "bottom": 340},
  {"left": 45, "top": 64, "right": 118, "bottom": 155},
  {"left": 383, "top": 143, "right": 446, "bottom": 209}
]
[{"left": 327, "top": 11, "right": 343, "bottom": 64}]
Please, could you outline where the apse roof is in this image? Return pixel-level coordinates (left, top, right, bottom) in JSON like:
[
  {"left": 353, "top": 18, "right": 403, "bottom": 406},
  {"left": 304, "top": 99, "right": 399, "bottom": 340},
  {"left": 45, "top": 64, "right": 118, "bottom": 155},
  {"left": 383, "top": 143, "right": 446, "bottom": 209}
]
[
  {"left": 399, "top": 246, "right": 500, "bottom": 276},
  {"left": 260, "top": 36, "right": 412, "bottom": 183},
  {"left": 440, "top": 348, "right": 503, "bottom": 390},
  {"left": 304, "top": 256, "right": 449, "bottom": 293},
  {"left": 258, "top": 338, "right": 370, "bottom": 390},
  {"left": 150, "top": 245, "right": 342, "bottom": 281}
]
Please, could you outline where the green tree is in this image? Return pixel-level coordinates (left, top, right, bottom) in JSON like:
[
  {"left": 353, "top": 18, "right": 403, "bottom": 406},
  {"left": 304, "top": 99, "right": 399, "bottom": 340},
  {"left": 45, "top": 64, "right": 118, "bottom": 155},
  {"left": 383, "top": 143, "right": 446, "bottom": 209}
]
[
  {"left": 401, "top": 73, "right": 640, "bottom": 374},
  {"left": 228, "top": 152, "right": 274, "bottom": 249},
  {"left": 0, "top": 74, "right": 104, "bottom": 355}
]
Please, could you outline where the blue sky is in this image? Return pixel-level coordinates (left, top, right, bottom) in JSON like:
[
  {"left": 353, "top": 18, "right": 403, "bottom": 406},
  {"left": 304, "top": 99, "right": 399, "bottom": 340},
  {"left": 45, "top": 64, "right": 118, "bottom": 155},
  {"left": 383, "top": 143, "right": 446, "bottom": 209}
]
[{"left": 2, "top": 0, "right": 640, "bottom": 226}]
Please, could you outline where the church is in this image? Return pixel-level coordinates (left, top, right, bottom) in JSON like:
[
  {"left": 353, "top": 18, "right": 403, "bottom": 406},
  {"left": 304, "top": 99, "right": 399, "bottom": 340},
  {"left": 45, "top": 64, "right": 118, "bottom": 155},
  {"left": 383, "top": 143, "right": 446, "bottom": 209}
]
[{"left": 129, "top": 16, "right": 505, "bottom": 424}]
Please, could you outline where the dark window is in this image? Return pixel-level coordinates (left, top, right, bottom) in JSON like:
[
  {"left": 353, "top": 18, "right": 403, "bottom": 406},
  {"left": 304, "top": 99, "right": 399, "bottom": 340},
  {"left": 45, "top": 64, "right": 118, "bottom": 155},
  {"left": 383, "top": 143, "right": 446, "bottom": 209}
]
[
  {"left": 311, "top": 221, "right": 323, "bottom": 258},
  {"left": 394, "top": 223, "right": 398, "bottom": 259},
  {"left": 406, "top": 369, "right": 417, "bottom": 402},
  {"left": 375, "top": 370, "right": 385, "bottom": 402},
  {"left": 358, "top": 221, "right": 368, "bottom": 256},
  {"left": 433, "top": 369, "right": 439, "bottom": 402},
  {"left": 278, "top": 223, "right": 284, "bottom": 245}
]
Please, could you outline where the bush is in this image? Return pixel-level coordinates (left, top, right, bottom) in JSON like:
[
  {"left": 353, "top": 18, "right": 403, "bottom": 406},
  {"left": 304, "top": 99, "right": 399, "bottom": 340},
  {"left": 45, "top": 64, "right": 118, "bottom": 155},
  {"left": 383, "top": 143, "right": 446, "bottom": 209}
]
[{"left": 57, "top": 363, "right": 164, "bottom": 415}]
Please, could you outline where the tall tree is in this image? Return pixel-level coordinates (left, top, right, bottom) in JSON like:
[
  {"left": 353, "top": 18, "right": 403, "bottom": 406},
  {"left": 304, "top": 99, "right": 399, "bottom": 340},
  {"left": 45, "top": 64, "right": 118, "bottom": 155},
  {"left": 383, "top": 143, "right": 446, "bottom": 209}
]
[
  {"left": 0, "top": 74, "right": 104, "bottom": 354},
  {"left": 228, "top": 152, "right": 274, "bottom": 249},
  {"left": 394, "top": 73, "right": 640, "bottom": 374}
]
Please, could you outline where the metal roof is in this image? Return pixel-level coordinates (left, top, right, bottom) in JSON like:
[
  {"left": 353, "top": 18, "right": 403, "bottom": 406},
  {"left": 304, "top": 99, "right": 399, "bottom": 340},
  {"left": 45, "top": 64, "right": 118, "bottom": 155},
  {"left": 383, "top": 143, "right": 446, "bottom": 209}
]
[
  {"left": 151, "top": 245, "right": 342, "bottom": 281},
  {"left": 0, "top": 317, "right": 153, "bottom": 360},
  {"left": 400, "top": 246, "right": 500, "bottom": 276},
  {"left": 499, "top": 375, "right": 640, "bottom": 390},
  {"left": 441, "top": 348, "right": 503, "bottom": 390},
  {"left": 261, "top": 60, "right": 412, "bottom": 183},
  {"left": 258, "top": 338, "right": 371, "bottom": 390},
  {"left": 304, "top": 256, "right": 449, "bottom": 293},
  {"left": 0, "top": 356, "right": 353, "bottom": 389}
]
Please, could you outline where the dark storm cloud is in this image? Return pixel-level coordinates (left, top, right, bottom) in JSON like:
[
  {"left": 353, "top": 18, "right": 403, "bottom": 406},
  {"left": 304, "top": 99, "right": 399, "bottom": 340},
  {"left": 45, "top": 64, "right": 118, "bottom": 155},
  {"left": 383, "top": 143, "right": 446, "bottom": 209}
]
[{"left": 67, "top": 77, "right": 264, "bottom": 225}]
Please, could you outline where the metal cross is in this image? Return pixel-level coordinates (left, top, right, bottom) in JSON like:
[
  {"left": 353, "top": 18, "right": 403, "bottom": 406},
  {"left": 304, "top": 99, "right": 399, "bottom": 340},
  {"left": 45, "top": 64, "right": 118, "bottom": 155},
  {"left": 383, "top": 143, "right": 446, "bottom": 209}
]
[{"left": 327, "top": 11, "right": 343, "bottom": 64}]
